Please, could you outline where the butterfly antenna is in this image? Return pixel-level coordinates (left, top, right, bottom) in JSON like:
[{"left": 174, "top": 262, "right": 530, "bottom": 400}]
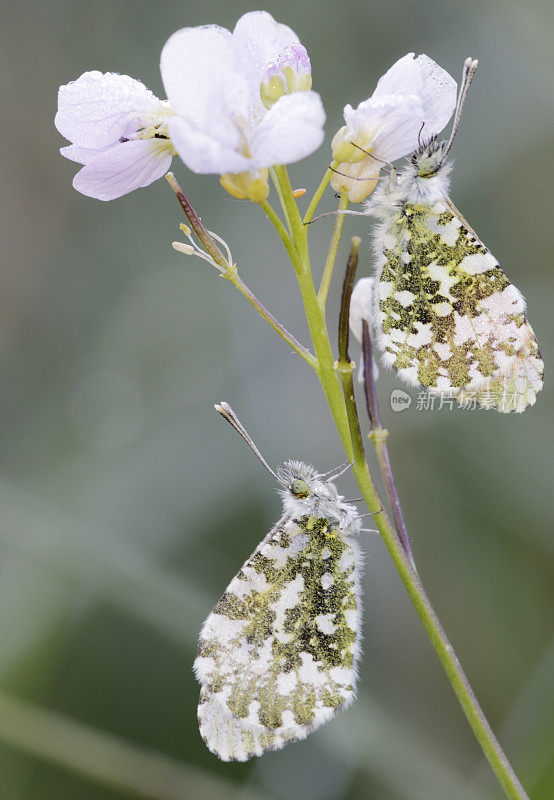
[
  {"left": 329, "top": 166, "right": 390, "bottom": 182},
  {"left": 351, "top": 142, "right": 395, "bottom": 171},
  {"left": 443, "top": 57, "right": 478, "bottom": 159},
  {"left": 306, "top": 207, "right": 366, "bottom": 225},
  {"left": 215, "top": 402, "right": 278, "bottom": 480}
]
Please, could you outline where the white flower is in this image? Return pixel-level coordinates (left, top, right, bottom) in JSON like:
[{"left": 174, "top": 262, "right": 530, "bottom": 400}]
[
  {"left": 160, "top": 11, "right": 325, "bottom": 202},
  {"left": 331, "top": 53, "right": 457, "bottom": 201},
  {"left": 55, "top": 71, "right": 174, "bottom": 201}
]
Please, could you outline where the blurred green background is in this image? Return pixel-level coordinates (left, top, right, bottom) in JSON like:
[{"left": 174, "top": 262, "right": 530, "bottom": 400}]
[{"left": 1, "top": 0, "right": 553, "bottom": 798}]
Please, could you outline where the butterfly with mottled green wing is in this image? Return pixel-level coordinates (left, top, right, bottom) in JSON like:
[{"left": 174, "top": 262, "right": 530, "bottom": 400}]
[
  {"left": 194, "top": 403, "right": 363, "bottom": 761},
  {"left": 364, "top": 59, "right": 543, "bottom": 412}
]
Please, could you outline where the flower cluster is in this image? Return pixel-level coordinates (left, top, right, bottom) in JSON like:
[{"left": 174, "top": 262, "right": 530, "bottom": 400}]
[
  {"left": 55, "top": 12, "right": 457, "bottom": 205},
  {"left": 56, "top": 12, "right": 324, "bottom": 202}
]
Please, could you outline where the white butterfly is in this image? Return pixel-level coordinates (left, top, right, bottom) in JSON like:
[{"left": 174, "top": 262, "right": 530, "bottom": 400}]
[
  {"left": 194, "top": 403, "right": 363, "bottom": 761},
  {"left": 354, "top": 59, "right": 544, "bottom": 412}
]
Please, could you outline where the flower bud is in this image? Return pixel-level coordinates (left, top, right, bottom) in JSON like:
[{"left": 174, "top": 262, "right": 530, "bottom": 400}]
[
  {"left": 260, "top": 67, "right": 286, "bottom": 109},
  {"left": 330, "top": 159, "right": 379, "bottom": 203},
  {"left": 279, "top": 44, "right": 312, "bottom": 92},
  {"left": 331, "top": 126, "right": 368, "bottom": 165},
  {"left": 260, "top": 44, "right": 312, "bottom": 109},
  {"left": 220, "top": 169, "right": 270, "bottom": 203}
]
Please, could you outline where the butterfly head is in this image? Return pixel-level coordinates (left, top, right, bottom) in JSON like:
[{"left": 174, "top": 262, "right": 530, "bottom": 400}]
[
  {"left": 277, "top": 460, "right": 319, "bottom": 500},
  {"left": 412, "top": 138, "right": 448, "bottom": 178},
  {"left": 289, "top": 477, "right": 310, "bottom": 498},
  {"left": 277, "top": 460, "right": 360, "bottom": 532}
]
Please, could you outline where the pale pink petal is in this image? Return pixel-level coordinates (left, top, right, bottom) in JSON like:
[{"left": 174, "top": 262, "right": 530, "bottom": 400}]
[
  {"left": 55, "top": 71, "right": 163, "bottom": 149},
  {"left": 167, "top": 116, "right": 250, "bottom": 174},
  {"left": 364, "top": 96, "right": 425, "bottom": 162},
  {"left": 249, "top": 91, "right": 325, "bottom": 167},
  {"left": 71, "top": 140, "right": 172, "bottom": 201},
  {"left": 60, "top": 144, "right": 98, "bottom": 165},
  {"left": 161, "top": 26, "right": 248, "bottom": 148}
]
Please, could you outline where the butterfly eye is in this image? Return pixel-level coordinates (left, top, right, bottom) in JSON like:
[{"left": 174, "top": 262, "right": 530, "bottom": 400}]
[
  {"left": 417, "top": 157, "right": 440, "bottom": 177},
  {"left": 290, "top": 478, "right": 310, "bottom": 498}
]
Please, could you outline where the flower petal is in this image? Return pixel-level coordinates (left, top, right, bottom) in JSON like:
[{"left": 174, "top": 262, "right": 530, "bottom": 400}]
[
  {"left": 373, "top": 53, "right": 457, "bottom": 138},
  {"left": 167, "top": 116, "right": 251, "bottom": 174},
  {"left": 413, "top": 54, "right": 457, "bottom": 136},
  {"left": 55, "top": 71, "right": 163, "bottom": 149},
  {"left": 249, "top": 91, "right": 325, "bottom": 167},
  {"left": 373, "top": 53, "right": 420, "bottom": 98},
  {"left": 233, "top": 11, "right": 300, "bottom": 114},
  {"left": 233, "top": 11, "right": 299, "bottom": 73},
  {"left": 60, "top": 144, "right": 98, "bottom": 165},
  {"left": 160, "top": 26, "right": 248, "bottom": 149},
  {"left": 368, "top": 97, "right": 425, "bottom": 163},
  {"left": 344, "top": 94, "right": 424, "bottom": 163},
  {"left": 71, "top": 139, "right": 172, "bottom": 201}
]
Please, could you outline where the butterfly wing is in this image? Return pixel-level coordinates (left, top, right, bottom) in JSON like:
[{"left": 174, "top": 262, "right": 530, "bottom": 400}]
[
  {"left": 374, "top": 197, "right": 543, "bottom": 412},
  {"left": 194, "top": 513, "right": 362, "bottom": 761}
]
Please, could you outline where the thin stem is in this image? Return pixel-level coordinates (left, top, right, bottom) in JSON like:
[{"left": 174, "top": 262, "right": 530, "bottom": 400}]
[
  {"left": 335, "top": 238, "right": 376, "bottom": 505},
  {"left": 318, "top": 193, "right": 349, "bottom": 306},
  {"left": 337, "top": 237, "right": 361, "bottom": 366},
  {"left": 273, "top": 166, "right": 354, "bottom": 453},
  {"left": 224, "top": 266, "right": 316, "bottom": 367},
  {"left": 272, "top": 165, "right": 306, "bottom": 246},
  {"left": 361, "top": 320, "right": 414, "bottom": 563},
  {"left": 259, "top": 199, "right": 299, "bottom": 269},
  {"left": 270, "top": 167, "right": 292, "bottom": 234},
  {"left": 303, "top": 168, "right": 333, "bottom": 226},
  {"left": 0, "top": 692, "right": 270, "bottom": 800}
]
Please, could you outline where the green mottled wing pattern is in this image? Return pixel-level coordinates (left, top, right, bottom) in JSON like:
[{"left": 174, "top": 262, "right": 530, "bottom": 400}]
[
  {"left": 194, "top": 514, "right": 361, "bottom": 761},
  {"left": 375, "top": 199, "right": 543, "bottom": 412}
]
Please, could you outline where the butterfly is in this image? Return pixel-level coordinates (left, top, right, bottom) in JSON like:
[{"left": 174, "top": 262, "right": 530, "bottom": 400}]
[
  {"left": 363, "top": 59, "right": 543, "bottom": 412},
  {"left": 194, "top": 402, "right": 363, "bottom": 761}
]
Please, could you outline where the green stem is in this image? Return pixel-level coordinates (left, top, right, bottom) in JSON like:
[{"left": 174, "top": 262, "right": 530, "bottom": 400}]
[
  {"left": 224, "top": 265, "right": 316, "bottom": 367},
  {"left": 271, "top": 169, "right": 529, "bottom": 800},
  {"left": 303, "top": 168, "right": 333, "bottom": 226},
  {"left": 270, "top": 167, "right": 292, "bottom": 234},
  {"left": 272, "top": 166, "right": 354, "bottom": 454},
  {"left": 259, "top": 199, "right": 299, "bottom": 268},
  {"left": 318, "top": 193, "right": 349, "bottom": 306}
]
